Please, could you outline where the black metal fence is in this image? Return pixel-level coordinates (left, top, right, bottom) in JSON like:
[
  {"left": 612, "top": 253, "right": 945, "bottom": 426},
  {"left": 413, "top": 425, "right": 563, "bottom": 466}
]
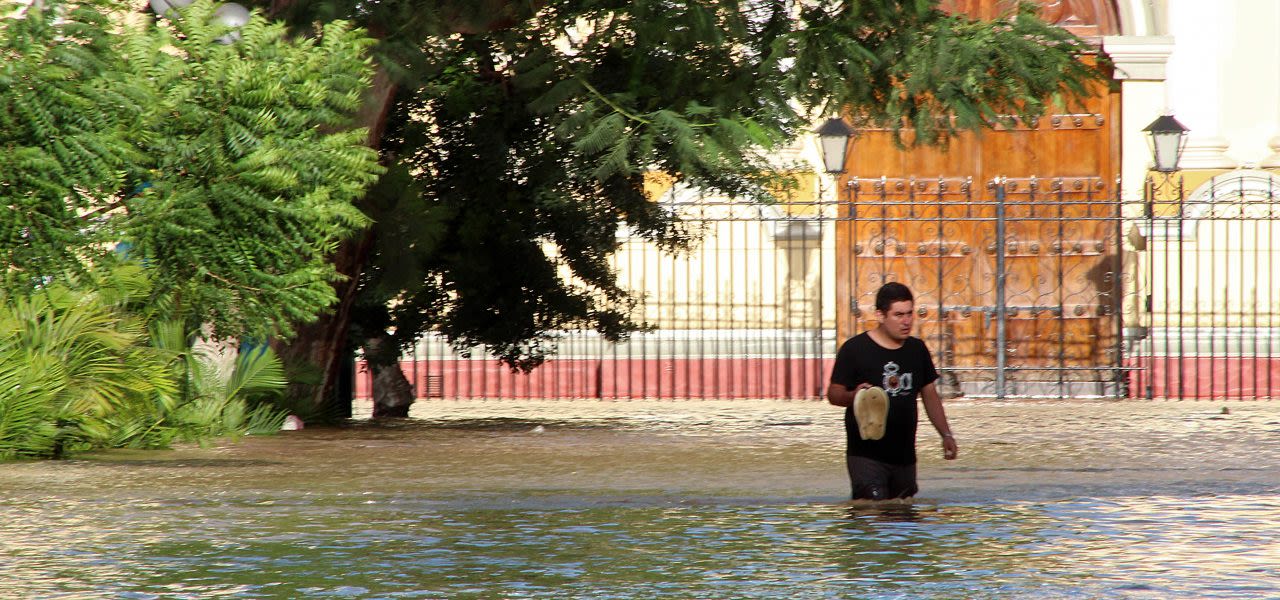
[
  {"left": 358, "top": 185, "right": 839, "bottom": 401},
  {"left": 357, "top": 171, "right": 1280, "bottom": 401}
]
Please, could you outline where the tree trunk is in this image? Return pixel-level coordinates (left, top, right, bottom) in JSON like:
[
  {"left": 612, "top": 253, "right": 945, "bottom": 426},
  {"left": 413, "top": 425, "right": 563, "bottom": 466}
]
[
  {"left": 371, "top": 363, "right": 415, "bottom": 417},
  {"left": 274, "top": 228, "right": 373, "bottom": 414},
  {"left": 371, "top": 355, "right": 414, "bottom": 417},
  {"left": 366, "top": 334, "right": 415, "bottom": 418},
  {"left": 275, "top": 67, "right": 397, "bottom": 415}
]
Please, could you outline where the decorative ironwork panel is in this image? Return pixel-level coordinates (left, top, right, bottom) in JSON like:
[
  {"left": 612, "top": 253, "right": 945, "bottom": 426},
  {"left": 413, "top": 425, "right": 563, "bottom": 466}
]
[{"left": 845, "top": 176, "right": 1124, "bottom": 398}]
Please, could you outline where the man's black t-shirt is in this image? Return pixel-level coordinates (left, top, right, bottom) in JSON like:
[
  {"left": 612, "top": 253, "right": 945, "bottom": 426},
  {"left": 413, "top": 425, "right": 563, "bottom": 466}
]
[{"left": 830, "top": 332, "right": 939, "bottom": 465}]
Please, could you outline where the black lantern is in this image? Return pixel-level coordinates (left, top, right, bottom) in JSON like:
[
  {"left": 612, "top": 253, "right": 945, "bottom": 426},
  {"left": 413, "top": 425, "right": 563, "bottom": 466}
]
[
  {"left": 815, "top": 117, "right": 854, "bottom": 174},
  {"left": 1142, "top": 115, "right": 1189, "bottom": 173}
]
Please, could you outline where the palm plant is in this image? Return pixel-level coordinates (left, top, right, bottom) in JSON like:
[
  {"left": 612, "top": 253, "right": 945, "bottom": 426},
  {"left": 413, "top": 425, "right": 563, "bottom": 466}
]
[
  {"left": 0, "top": 263, "right": 290, "bottom": 460},
  {"left": 0, "top": 267, "right": 173, "bottom": 459},
  {"left": 0, "top": 353, "right": 59, "bottom": 459},
  {"left": 149, "top": 322, "right": 289, "bottom": 444}
]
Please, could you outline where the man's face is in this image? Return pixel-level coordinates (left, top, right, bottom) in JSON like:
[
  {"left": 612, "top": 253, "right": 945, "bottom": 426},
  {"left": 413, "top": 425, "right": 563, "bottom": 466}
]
[{"left": 876, "top": 300, "right": 915, "bottom": 342}]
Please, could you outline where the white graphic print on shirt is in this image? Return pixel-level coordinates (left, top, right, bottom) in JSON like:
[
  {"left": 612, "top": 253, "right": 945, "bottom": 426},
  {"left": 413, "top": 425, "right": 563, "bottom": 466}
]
[{"left": 882, "top": 361, "right": 913, "bottom": 397}]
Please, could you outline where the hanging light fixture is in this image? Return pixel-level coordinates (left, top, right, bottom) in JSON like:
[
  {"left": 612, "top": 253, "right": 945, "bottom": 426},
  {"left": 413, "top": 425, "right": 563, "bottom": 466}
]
[
  {"left": 149, "top": 0, "right": 250, "bottom": 45},
  {"left": 148, "top": 0, "right": 192, "bottom": 18}
]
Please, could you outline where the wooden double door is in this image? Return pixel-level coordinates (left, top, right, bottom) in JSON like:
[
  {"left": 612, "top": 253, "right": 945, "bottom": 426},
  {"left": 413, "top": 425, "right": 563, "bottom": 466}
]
[{"left": 834, "top": 43, "right": 1123, "bottom": 397}]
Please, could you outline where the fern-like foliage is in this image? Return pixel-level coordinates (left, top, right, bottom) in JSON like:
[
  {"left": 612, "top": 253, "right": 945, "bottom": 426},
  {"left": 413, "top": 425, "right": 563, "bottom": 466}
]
[
  {"left": 0, "top": 261, "right": 289, "bottom": 460},
  {"left": 123, "top": 2, "right": 383, "bottom": 340},
  {"left": 787, "top": 1, "right": 1101, "bottom": 145},
  {"left": 0, "top": 0, "right": 145, "bottom": 290},
  {"left": 1, "top": 0, "right": 382, "bottom": 341}
]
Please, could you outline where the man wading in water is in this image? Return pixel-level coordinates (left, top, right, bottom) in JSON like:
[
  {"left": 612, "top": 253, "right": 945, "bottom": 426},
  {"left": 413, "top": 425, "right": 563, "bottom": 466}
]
[{"left": 827, "top": 282, "right": 958, "bottom": 500}]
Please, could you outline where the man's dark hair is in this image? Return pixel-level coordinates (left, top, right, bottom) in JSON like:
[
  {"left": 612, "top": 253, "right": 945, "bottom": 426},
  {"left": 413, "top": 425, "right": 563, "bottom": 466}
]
[{"left": 875, "top": 282, "right": 914, "bottom": 312}]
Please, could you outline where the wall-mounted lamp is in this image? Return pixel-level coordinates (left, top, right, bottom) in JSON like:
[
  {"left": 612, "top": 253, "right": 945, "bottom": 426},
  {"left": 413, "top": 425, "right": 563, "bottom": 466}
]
[
  {"left": 815, "top": 117, "right": 854, "bottom": 175},
  {"left": 1142, "top": 114, "right": 1189, "bottom": 173}
]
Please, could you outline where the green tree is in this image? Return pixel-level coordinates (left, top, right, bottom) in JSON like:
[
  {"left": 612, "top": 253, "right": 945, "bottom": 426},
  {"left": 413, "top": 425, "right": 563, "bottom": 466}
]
[
  {"left": 0, "top": 0, "right": 141, "bottom": 290},
  {"left": 264, "top": 0, "right": 1103, "bottom": 415},
  {"left": 124, "top": 2, "right": 383, "bottom": 341},
  {"left": 1, "top": 0, "right": 382, "bottom": 341}
]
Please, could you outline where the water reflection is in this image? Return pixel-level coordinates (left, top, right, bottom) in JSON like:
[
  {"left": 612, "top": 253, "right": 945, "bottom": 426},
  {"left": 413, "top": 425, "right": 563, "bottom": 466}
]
[
  {"left": 842, "top": 500, "right": 927, "bottom": 523},
  {"left": 0, "top": 400, "right": 1277, "bottom": 597}
]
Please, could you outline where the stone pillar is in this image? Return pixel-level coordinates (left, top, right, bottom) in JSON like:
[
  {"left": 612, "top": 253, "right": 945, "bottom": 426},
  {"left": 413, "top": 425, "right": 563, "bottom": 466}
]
[{"left": 1102, "top": 35, "right": 1174, "bottom": 201}]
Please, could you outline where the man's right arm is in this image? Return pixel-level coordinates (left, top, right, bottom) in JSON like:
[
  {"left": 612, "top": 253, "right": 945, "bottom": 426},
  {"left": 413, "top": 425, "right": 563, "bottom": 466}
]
[
  {"left": 827, "top": 382, "right": 870, "bottom": 407},
  {"left": 827, "top": 337, "right": 868, "bottom": 407},
  {"left": 827, "top": 383, "right": 852, "bottom": 407}
]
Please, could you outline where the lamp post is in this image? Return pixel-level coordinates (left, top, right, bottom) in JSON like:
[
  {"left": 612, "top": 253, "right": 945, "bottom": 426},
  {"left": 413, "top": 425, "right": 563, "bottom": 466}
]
[
  {"left": 1135, "top": 114, "right": 1188, "bottom": 400},
  {"left": 811, "top": 117, "right": 853, "bottom": 391},
  {"left": 1141, "top": 114, "right": 1189, "bottom": 211}
]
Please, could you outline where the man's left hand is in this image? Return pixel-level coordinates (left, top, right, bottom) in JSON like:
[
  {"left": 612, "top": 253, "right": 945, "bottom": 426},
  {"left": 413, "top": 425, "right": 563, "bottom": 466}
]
[{"left": 942, "top": 435, "right": 958, "bottom": 460}]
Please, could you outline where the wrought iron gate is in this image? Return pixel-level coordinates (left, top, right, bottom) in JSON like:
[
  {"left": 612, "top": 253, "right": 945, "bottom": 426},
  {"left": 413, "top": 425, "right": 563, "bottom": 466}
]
[
  {"left": 358, "top": 188, "right": 838, "bottom": 401},
  {"left": 843, "top": 176, "right": 1124, "bottom": 399}
]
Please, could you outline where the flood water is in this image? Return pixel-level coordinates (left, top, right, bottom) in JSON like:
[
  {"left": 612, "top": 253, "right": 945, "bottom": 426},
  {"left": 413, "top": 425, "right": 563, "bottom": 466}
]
[{"left": 2, "top": 400, "right": 1278, "bottom": 598}]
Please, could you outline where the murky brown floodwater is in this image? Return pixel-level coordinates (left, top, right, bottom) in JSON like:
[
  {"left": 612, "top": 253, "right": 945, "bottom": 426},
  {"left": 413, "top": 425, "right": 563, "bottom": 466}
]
[{"left": 2, "top": 399, "right": 1278, "bottom": 598}]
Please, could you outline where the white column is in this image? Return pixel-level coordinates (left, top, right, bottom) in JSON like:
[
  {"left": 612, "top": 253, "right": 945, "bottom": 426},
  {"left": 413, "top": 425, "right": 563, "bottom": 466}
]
[
  {"left": 1164, "top": 0, "right": 1236, "bottom": 170},
  {"left": 1258, "top": 1, "right": 1280, "bottom": 167},
  {"left": 1218, "top": 0, "right": 1280, "bottom": 167},
  {"left": 1103, "top": 33, "right": 1175, "bottom": 337},
  {"left": 1114, "top": 0, "right": 1163, "bottom": 36}
]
